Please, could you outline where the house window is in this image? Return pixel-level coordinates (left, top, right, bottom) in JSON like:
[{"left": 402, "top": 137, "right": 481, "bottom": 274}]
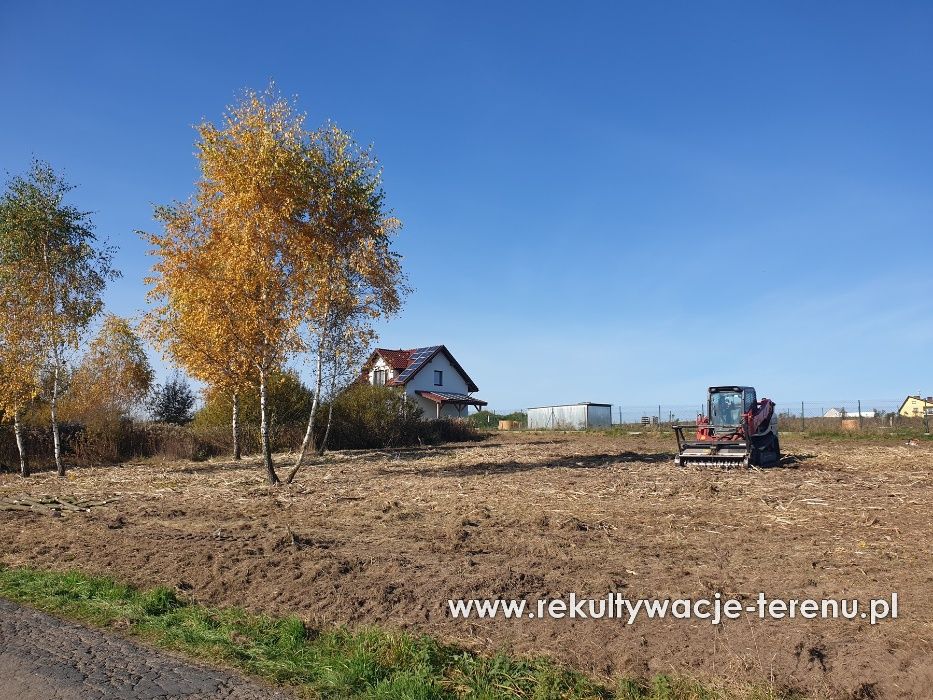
[
  {"left": 373, "top": 369, "right": 386, "bottom": 386},
  {"left": 434, "top": 370, "right": 443, "bottom": 386}
]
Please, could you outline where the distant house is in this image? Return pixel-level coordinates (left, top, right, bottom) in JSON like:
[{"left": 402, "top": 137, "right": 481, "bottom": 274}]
[
  {"left": 898, "top": 396, "right": 933, "bottom": 418},
  {"left": 824, "top": 408, "right": 876, "bottom": 418},
  {"left": 361, "top": 345, "right": 487, "bottom": 419}
]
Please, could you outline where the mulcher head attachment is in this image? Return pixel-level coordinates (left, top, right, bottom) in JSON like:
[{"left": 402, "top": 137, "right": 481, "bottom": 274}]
[{"left": 673, "top": 439, "right": 752, "bottom": 468}]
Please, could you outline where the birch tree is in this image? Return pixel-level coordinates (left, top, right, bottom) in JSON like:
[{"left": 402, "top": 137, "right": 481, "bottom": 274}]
[
  {"left": 143, "top": 201, "right": 255, "bottom": 459},
  {"left": 0, "top": 298, "right": 43, "bottom": 477},
  {"left": 0, "top": 161, "right": 117, "bottom": 476},
  {"left": 286, "top": 125, "right": 406, "bottom": 484},
  {"left": 64, "top": 315, "right": 153, "bottom": 425},
  {"left": 146, "top": 90, "right": 405, "bottom": 485},
  {"left": 145, "top": 87, "right": 309, "bottom": 484},
  {"left": 314, "top": 308, "right": 374, "bottom": 458}
]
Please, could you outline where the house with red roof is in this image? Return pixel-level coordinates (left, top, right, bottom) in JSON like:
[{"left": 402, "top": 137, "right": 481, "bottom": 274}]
[{"left": 361, "top": 345, "right": 487, "bottom": 419}]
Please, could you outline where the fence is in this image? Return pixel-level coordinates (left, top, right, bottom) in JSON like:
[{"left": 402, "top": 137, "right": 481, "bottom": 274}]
[
  {"left": 482, "top": 399, "right": 930, "bottom": 433},
  {"left": 609, "top": 400, "right": 913, "bottom": 428}
]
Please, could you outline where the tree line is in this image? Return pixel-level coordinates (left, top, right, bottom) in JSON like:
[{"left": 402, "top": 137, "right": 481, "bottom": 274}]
[{"left": 0, "top": 85, "right": 407, "bottom": 483}]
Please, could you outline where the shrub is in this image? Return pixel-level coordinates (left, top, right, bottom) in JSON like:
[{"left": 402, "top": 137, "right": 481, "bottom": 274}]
[
  {"left": 0, "top": 383, "right": 482, "bottom": 472},
  {"left": 468, "top": 410, "right": 527, "bottom": 430},
  {"left": 193, "top": 371, "right": 313, "bottom": 430},
  {"left": 148, "top": 372, "right": 196, "bottom": 425},
  {"left": 320, "top": 386, "right": 482, "bottom": 450},
  {"left": 191, "top": 370, "right": 314, "bottom": 455},
  {"left": 323, "top": 384, "right": 425, "bottom": 449},
  {"left": 0, "top": 420, "right": 225, "bottom": 472},
  {"left": 422, "top": 418, "right": 483, "bottom": 445}
]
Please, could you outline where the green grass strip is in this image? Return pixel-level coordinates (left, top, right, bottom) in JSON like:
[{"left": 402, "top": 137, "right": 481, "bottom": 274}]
[{"left": 0, "top": 566, "right": 801, "bottom": 699}]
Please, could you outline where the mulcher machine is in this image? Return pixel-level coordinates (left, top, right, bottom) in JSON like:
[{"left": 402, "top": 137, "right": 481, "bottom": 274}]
[{"left": 673, "top": 386, "right": 780, "bottom": 467}]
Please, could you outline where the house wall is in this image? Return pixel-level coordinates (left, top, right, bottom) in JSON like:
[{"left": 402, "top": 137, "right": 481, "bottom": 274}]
[
  {"left": 408, "top": 393, "right": 464, "bottom": 419},
  {"left": 367, "top": 351, "right": 475, "bottom": 420},
  {"left": 367, "top": 356, "right": 397, "bottom": 385},
  {"left": 899, "top": 397, "right": 933, "bottom": 417},
  {"left": 404, "top": 352, "right": 471, "bottom": 420},
  {"left": 404, "top": 353, "right": 470, "bottom": 395}
]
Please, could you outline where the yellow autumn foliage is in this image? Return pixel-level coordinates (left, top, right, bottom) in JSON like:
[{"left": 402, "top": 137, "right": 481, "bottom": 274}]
[
  {"left": 61, "top": 315, "right": 154, "bottom": 426},
  {"left": 144, "top": 85, "right": 407, "bottom": 484}
]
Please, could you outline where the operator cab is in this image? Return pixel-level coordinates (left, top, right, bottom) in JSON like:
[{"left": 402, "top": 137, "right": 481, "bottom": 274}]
[{"left": 708, "top": 386, "right": 757, "bottom": 426}]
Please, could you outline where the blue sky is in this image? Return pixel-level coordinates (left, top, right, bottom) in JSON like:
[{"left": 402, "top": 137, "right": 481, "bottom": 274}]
[{"left": 2, "top": 1, "right": 932, "bottom": 413}]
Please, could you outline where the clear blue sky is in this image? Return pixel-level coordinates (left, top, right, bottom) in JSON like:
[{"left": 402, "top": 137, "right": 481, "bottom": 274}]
[{"left": 2, "top": 1, "right": 931, "bottom": 413}]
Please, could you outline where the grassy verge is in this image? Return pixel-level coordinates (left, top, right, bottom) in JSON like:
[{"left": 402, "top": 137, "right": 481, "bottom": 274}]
[{"left": 0, "top": 567, "right": 799, "bottom": 700}]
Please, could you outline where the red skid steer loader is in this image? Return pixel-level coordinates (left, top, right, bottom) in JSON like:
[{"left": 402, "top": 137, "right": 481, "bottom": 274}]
[{"left": 673, "top": 386, "right": 780, "bottom": 467}]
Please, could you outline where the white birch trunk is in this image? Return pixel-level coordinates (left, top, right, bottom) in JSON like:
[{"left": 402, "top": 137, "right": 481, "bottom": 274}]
[
  {"left": 50, "top": 357, "right": 63, "bottom": 476},
  {"left": 41, "top": 244, "right": 64, "bottom": 477},
  {"left": 259, "top": 366, "right": 279, "bottom": 484},
  {"left": 231, "top": 391, "right": 241, "bottom": 460},
  {"left": 317, "top": 356, "right": 340, "bottom": 457},
  {"left": 286, "top": 345, "right": 323, "bottom": 484},
  {"left": 13, "top": 411, "right": 28, "bottom": 478}
]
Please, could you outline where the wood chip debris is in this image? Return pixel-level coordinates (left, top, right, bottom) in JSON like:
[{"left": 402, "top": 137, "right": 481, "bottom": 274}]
[{"left": 0, "top": 496, "right": 117, "bottom": 513}]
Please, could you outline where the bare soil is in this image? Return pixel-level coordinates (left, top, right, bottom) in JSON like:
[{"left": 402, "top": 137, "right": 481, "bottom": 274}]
[{"left": 1, "top": 432, "right": 931, "bottom": 699}]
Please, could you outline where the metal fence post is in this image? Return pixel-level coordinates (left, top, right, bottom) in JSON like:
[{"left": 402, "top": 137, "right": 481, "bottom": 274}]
[{"left": 801, "top": 401, "right": 805, "bottom": 432}]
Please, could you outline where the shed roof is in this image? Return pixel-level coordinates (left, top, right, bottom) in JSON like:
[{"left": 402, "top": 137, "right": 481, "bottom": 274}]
[{"left": 527, "top": 402, "right": 612, "bottom": 410}]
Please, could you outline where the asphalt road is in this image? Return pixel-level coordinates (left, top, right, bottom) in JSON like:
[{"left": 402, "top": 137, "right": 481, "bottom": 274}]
[{"left": 0, "top": 599, "right": 293, "bottom": 699}]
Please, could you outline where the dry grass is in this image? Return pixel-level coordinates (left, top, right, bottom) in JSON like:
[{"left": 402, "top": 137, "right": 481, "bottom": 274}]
[{"left": 1, "top": 431, "right": 931, "bottom": 699}]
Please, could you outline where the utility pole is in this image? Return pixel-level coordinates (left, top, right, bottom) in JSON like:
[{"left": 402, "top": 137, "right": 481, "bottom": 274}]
[
  {"left": 858, "top": 399, "right": 863, "bottom": 430},
  {"left": 800, "top": 401, "right": 805, "bottom": 432}
]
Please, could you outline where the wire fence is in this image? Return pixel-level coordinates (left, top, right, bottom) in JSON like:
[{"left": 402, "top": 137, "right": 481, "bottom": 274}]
[
  {"left": 481, "top": 398, "right": 931, "bottom": 431},
  {"left": 611, "top": 400, "right": 912, "bottom": 426}
]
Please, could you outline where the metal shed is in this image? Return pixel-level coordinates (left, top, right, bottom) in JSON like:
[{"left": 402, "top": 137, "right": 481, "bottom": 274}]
[{"left": 526, "top": 403, "right": 612, "bottom": 430}]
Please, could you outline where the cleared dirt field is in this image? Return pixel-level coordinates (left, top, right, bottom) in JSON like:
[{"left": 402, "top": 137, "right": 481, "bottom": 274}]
[{"left": 1, "top": 432, "right": 931, "bottom": 698}]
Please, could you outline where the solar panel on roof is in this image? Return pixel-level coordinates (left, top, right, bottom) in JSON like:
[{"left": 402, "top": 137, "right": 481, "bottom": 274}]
[{"left": 394, "top": 345, "right": 440, "bottom": 384}]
